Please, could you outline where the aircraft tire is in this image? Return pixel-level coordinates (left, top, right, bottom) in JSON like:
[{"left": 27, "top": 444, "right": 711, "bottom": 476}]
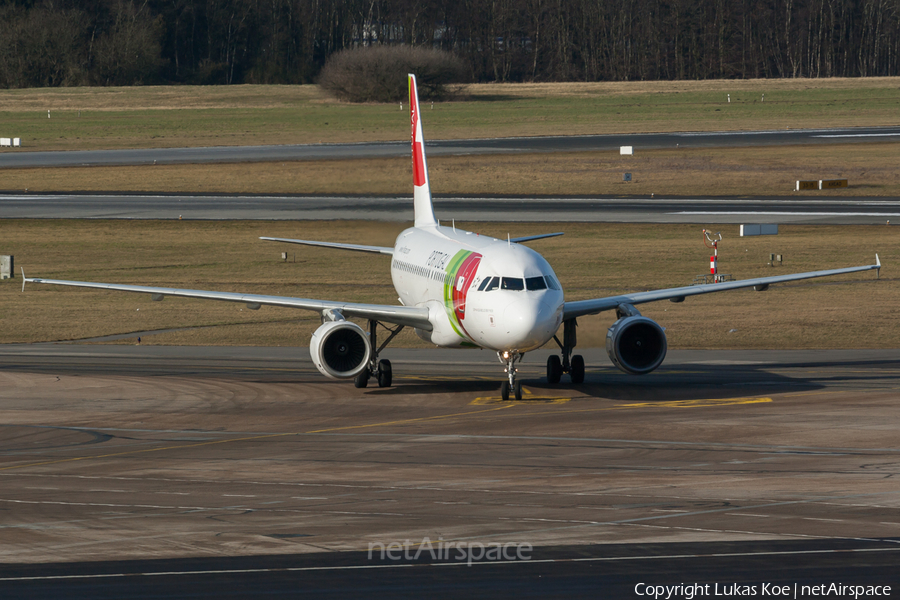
[
  {"left": 570, "top": 355, "right": 585, "bottom": 384},
  {"left": 514, "top": 380, "right": 523, "bottom": 401},
  {"left": 354, "top": 370, "right": 369, "bottom": 388},
  {"left": 547, "top": 355, "right": 562, "bottom": 384},
  {"left": 500, "top": 381, "right": 510, "bottom": 401},
  {"left": 377, "top": 359, "right": 392, "bottom": 388}
]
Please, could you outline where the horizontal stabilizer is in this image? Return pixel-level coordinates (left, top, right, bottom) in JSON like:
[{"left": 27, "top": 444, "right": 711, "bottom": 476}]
[
  {"left": 509, "top": 232, "right": 565, "bottom": 244},
  {"left": 260, "top": 237, "right": 393, "bottom": 255}
]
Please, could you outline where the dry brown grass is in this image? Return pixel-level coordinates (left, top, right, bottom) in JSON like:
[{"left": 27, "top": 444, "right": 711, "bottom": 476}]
[
  {"left": 468, "top": 76, "right": 900, "bottom": 98},
  {"left": 1, "top": 220, "right": 894, "bottom": 349},
  {"left": 0, "top": 85, "right": 333, "bottom": 112},
  {"left": 3, "top": 142, "right": 898, "bottom": 197},
  {"left": 431, "top": 143, "right": 900, "bottom": 197}
]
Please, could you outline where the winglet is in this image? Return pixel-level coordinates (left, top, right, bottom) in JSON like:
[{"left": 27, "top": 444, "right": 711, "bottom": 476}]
[
  {"left": 21, "top": 267, "right": 25, "bottom": 293},
  {"left": 409, "top": 74, "right": 437, "bottom": 228},
  {"left": 876, "top": 253, "right": 881, "bottom": 268}
]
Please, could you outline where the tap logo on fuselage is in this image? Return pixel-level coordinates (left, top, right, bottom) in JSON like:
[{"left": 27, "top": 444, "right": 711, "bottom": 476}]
[{"left": 444, "top": 250, "right": 483, "bottom": 339}]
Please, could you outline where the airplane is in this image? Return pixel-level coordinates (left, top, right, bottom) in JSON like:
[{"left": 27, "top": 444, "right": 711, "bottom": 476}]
[{"left": 24, "top": 74, "right": 881, "bottom": 401}]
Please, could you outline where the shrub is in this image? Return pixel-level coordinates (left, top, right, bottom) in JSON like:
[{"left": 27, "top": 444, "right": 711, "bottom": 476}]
[{"left": 318, "top": 45, "right": 465, "bottom": 103}]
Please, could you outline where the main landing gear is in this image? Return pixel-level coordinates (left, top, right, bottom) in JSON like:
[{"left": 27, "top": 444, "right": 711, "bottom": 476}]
[
  {"left": 547, "top": 318, "right": 584, "bottom": 385},
  {"left": 499, "top": 350, "right": 524, "bottom": 401},
  {"left": 354, "top": 320, "right": 403, "bottom": 389}
]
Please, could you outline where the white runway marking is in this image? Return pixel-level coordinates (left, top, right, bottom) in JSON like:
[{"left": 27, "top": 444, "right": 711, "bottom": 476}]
[
  {"left": 672, "top": 211, "right": 900, "bottom": 217},
  {"left": 814, "top": 133, "right": 900, "bottom": 138}
]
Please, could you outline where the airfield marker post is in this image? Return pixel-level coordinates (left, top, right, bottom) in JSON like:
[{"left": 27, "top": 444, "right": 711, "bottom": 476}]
[{"left": 703, "top": 230, "right": 724, "bottom": 283}]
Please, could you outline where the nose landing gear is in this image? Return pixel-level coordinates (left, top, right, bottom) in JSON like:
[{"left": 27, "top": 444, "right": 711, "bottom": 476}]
[{"left": 498, "top": 350, "right": 524, "bottom": 400}]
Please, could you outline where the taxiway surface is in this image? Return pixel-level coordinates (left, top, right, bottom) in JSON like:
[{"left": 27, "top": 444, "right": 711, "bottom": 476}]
[
  {"left": 1, "top": 345, "right": 898, "bottom": 597},
  {"left": 3, "top": 126, "right": 900, "bottom": 168},
  {"left": 3, "top": 193, "right": 899, "bottom": 224}
]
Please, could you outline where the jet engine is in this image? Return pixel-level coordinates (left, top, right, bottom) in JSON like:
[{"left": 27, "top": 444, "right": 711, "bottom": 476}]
[
  {"left": 309, "top": 320, "right": 372, "bottom": 379},
  {"left": 606, "top": 316, "right": 667, "bottom": 375}
]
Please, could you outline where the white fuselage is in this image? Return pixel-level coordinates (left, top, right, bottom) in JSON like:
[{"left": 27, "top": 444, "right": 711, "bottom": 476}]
[{"left": 390, "top": 224, "right": 565, "bottom": 352}]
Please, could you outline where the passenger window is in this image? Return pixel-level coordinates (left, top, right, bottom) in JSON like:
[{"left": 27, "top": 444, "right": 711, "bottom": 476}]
[
  {"left": 525, "top": 276, "right": 547, "bottom": 291},
  {"left": 485, "top": 277, "right": 500, "bottom": 291},
  {"left": 501, "top": 277, "right": 524, "bottom": 291}
]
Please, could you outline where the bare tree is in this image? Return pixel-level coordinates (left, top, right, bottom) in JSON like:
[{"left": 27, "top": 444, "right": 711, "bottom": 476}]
[
  {"left": 90, "top": 0, "right": 166, "bottom": 85},
  {"left": 3, "top": 0, "right": 900, "bottom": 87}
]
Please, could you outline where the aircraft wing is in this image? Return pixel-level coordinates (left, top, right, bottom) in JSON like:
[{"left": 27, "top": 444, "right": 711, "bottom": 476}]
[
  {"left": 563, "top": 256, "right": 881, "bottom": 321},
  {"left": 23, "top": 278, "right": 432, "bottom": 330},
  {"left": 260, "top": 237, "right": 394, "bottom": 255}
]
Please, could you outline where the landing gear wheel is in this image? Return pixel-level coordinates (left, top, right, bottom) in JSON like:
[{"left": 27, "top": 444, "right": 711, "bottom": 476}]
[
  {"left": 570, "top": 354, "right": 585, "bottom": 384},
  {"left": 547, "top": 355, "right": 562, "bottom": 384},
  {"left": 514, "top": 380, "right": 523, "bottom": 401},
  {"left": 377, "top": 359, "right": 392, "bottom": 388},
  {"left": 501, "top": 381, "right": 510, "bottom": 401},
  {"left": 354, "top": 369, "right": 369, "bottom": 389}
]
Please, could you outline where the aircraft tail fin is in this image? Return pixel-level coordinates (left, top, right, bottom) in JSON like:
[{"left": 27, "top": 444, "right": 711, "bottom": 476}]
[{"left": 409, "top": 74, "right": 437, "bottom": 228}]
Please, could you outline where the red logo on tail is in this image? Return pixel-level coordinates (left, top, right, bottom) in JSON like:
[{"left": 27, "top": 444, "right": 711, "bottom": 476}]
[{"left": 410, "top": 78, "right": 426, "bottom": 187}]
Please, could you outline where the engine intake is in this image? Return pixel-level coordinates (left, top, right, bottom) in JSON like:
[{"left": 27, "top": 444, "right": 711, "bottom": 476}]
[
  {"left": 309, "top": 320, "right": 372, "bottom": 379},
  {"left": 606, "top": 316, "right": 667, "bottom": 375}
]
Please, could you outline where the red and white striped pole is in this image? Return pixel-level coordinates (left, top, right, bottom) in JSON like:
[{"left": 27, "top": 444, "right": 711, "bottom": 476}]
[{"left": 703, "top": 229, "right": 723, "bottom": 283}]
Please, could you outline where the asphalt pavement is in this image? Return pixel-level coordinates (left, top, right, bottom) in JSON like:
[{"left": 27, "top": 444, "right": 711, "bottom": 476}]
[
  {"left": 2, "top": 126, "right": 900, "bottom": 168},
  {"left": 2, "top": 192, "right": 898, "bottom": 223},
  {"left": 2, "top": 346, "right": 899, "bottom": 598}
]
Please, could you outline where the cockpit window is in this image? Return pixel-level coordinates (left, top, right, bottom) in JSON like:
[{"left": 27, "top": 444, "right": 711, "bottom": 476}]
[
  {"left": 525, "top": 276, "right": 547, "bottom": 291},
  {"left": 501, "top": 277, "right": 524, "bottom": 291},
  {"left": 480, "top": 275, "right": 557, "bottom": 291}
]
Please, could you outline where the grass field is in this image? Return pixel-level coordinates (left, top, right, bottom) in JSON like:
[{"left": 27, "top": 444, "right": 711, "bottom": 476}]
[
  {"left": 1, "top": 81, "right": 896, "bottom": 352},
  {"left": 4, "top": 142, "right": 898, "bottom": 197},
  {"left": 0, "top": 78, "right": 898, "bottom": 151},
  {"left": 2, "top": 79, "right": 898, "bottom": 197},
  {"left": 2, "top": 220, "right": 894, "bottom": 349}
]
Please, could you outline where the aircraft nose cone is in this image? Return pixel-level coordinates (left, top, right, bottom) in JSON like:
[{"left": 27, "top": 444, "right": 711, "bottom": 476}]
[{"left": 501, "top": 299, "right": 558, "bottom": 351}]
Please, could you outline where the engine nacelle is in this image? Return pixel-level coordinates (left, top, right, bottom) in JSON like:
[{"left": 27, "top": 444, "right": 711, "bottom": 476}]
[
  {"left": 606, "top": 316, "right": 667, "bottom": 375},
  {"left": 309, "top": 320, "right": 372, "bottom": 379}
]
